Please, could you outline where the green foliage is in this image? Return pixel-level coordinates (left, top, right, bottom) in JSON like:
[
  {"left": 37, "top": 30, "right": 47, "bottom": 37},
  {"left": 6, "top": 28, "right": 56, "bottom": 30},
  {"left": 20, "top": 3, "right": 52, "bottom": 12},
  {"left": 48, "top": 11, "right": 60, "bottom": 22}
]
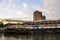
[{"left": 0, "top": 24, "right": 5, "bottom": 28}]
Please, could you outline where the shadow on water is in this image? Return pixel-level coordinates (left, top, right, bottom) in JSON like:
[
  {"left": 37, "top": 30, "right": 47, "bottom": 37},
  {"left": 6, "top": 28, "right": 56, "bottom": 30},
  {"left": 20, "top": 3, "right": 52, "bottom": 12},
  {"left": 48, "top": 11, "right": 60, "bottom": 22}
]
[{"left": 0, "top": 33, "right": 60, "bottom": 40}]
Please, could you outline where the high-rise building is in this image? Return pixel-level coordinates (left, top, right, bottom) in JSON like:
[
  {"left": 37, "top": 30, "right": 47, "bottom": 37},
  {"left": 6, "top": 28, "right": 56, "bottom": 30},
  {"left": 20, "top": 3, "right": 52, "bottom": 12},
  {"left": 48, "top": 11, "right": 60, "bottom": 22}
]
[
  {"left": 33, "top": 10, "right": 46, "bottom": 21},
  {"left": 42, "top": 16, "right": 46, "bottom": 20},
  {"left": 33, "top": 10, "right": 42, "bottom": 21}
]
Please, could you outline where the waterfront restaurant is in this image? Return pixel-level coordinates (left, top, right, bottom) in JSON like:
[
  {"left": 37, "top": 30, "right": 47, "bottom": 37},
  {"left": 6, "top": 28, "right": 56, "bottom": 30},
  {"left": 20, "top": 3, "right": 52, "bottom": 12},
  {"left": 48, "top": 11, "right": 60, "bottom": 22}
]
[{"left": 5, "top": 20, "right": 60, "bottom": 29}]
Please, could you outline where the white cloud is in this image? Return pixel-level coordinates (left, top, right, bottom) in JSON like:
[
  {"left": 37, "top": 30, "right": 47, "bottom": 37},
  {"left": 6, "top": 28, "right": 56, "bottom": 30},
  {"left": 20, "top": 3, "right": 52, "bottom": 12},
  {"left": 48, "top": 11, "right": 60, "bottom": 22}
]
[
  {"left": 8, "top": 0, "right": 13, "bottom": 7},
  {"left": 33, "top": 6, "right": 46, "bottom": 12},
  {"left": 9, "top": 9, "right": 23, "bottom": 16},
  {"left": 35, "top": 0, "right": 60, "bottom": 20},
  {"left": 0, "top": 0, "right": 33, "bottom": 21},
  {"left": 44, "top": 0, "right": 60, "bottom": 20},
  {"left": 0, "top": 3, "right": 3, "bottom": 9},
  {"left": 9, "top": 9, "right": 33, "bottom": 20},
  {"left": 22, "top": 3, "right": 27, "bottom": 8}
]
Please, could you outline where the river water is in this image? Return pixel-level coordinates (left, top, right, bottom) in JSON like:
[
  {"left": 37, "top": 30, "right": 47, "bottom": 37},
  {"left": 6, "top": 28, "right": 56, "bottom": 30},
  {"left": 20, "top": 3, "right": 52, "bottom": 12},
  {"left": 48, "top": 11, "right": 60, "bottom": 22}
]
[{"left": 0, "top": 33, "right": 60, "bottom": 40}]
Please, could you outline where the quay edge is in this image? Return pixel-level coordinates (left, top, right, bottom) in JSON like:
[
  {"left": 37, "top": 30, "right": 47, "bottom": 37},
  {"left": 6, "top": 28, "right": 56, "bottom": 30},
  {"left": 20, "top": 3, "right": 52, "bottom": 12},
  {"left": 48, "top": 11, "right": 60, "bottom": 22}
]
[{"left": 3, "top": 28, "right": 60, "bottom": 34}]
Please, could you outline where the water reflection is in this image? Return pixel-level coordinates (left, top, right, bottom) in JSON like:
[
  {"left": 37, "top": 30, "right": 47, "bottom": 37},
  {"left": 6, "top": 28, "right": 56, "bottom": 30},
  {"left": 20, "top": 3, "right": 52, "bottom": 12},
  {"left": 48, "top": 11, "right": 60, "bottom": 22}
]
[{"left": 0, "top": 33, "right": 60, "bottom": 40}]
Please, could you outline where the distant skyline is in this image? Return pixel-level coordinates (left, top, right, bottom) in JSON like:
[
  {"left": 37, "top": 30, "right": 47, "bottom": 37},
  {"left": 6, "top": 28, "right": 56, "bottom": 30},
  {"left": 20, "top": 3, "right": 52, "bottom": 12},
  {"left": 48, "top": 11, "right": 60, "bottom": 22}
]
[{"left": 0, "top": 0, "right": 60, "bottom": 20}]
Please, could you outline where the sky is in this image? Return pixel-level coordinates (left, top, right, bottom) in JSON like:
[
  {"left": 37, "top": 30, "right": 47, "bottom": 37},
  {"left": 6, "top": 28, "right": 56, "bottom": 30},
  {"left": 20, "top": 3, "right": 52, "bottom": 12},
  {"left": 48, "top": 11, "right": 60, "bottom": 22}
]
[{"left": 0, "top": 0, "right": 60, "bottom": 21}]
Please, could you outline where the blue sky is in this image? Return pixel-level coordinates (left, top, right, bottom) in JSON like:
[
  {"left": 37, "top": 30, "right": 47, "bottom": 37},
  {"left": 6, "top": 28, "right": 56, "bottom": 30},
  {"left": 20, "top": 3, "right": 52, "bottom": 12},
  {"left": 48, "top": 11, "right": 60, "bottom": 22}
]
[{"left": 0, "top": 0, "right": 60, "bottom": 20}]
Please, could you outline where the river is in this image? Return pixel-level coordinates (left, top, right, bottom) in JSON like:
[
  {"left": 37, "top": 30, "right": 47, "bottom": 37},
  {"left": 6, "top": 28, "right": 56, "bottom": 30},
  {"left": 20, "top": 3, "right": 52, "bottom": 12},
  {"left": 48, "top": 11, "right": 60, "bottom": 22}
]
[{"left": 0, "top": 33, "right": 60, "bottom": 40}]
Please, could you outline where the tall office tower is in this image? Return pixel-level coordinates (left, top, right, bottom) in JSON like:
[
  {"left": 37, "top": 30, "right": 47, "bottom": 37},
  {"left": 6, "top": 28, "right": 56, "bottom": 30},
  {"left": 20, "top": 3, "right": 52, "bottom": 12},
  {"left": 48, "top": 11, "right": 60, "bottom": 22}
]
[
  {"left": 33, "top": 10, "right": 43, "bottom": 21},
  {"left": 42, "top": 16, "right": 46, "bottom": 20}
]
